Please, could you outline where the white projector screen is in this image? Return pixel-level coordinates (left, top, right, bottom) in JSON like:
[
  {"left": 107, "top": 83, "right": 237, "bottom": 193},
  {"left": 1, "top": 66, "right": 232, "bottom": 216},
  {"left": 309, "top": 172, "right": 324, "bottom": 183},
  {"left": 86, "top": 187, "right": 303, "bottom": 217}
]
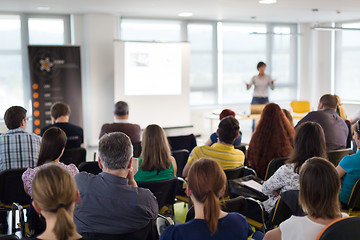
[
  {"left": 124, "top": 42, "right": 182, "bottom": 95},
  {"left": 114, "top": 41, "right": 191, "bottom": 129}
]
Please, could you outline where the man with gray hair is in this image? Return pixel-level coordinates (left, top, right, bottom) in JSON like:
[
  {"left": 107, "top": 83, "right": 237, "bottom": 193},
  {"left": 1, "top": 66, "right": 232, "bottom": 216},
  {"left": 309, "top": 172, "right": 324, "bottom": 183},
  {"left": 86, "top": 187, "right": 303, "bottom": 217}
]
[
  {"left": 99, "top": 101, "right": 141, "bottom": 142},
  {"left": 74, "top": 132, "right": 158, "bottom": 235}
]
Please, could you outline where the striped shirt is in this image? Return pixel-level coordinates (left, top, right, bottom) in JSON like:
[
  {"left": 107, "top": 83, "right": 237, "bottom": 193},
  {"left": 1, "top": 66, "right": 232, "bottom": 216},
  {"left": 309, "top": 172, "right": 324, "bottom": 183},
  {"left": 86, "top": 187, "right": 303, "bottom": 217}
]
[
  {"left": 187, "top": 143, "right": 244, "bottom": 170},
  {"left": 0, "top": 128, "right": 41, "bottom": 171}
]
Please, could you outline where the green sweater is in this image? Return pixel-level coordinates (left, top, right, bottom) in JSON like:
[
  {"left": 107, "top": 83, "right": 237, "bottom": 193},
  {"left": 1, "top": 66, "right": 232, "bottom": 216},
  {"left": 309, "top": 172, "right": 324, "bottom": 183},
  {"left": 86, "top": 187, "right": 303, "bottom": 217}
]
[{"left": 134, "top": 158, "right": 175, "bottom": 182}]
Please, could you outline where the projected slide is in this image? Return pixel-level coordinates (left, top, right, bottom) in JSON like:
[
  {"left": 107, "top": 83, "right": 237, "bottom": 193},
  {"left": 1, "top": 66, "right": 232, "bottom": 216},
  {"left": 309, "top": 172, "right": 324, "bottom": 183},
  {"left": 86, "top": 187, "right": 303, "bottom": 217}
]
[{"left": 124, "top": 42, "right": 182, "bottom": 95}]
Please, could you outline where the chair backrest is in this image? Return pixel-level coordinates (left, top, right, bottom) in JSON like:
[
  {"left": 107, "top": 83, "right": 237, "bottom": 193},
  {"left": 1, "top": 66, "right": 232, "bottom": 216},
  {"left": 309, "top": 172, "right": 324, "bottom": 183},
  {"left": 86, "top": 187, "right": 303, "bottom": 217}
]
[
  {"left": 224, "top": 166, "right": 256, "bottom": 180},
  {"left": 316, "top": 216, "right": 360, "bottom": 240},
  {"left": 167, "top": 134, "right": 197, "bottom": 153},
  {"left": 0, "top": 235, "right": 20, "bottom": 240},
  {"left": 347, "top": 178, "right": 360, "bottom": 211},
  {"left": 250, "top": 104, "right": 266, "bottom": 115},
  {"left": 60, "top": 147, "right": 87, "bottom": 167},
  {"left": 137, "top": 177, "right": 179, "bottom": 210},
  {"left": 132, "top": 141, "right": 142, "bottom": 158},
  {"left": 185, "top": 196, "right": 247, "bottom": 222},
  {"left": 264, "top": 157, "right": 288, "bottom": 181},
  {"left": 171, "top": 149, "right": 189, "bottom": 177},
  {"left": 234, "top": 145, "right": 246, "bottom": 155},
  {"left": 270, "top": 190, "right": 304, "bottom": 228},
  {"left": 0, "top": 168, "right": 31, "bottom": 207},
  {"left": 327, "top": 148, "right": 353, "bottom": 166},
  {"left": 81, "top": 220, "right": 158, "bottom": 240},
  {"left": 242, "top": 197, "right": 267, "bottom": 232},
  {"left": 290, "top": 101, "right": 311, "bottom": 113},
  {"left": 78, "top": 162, "right": 102, "bottom": 175}
]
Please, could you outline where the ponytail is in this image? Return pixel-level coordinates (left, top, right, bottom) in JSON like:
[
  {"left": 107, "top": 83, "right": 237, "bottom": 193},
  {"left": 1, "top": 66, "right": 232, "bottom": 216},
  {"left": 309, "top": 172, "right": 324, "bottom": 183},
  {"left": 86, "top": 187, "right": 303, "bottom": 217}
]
[
  {"left": 203, "top": 191, "right": 221, "bottom": 235},
  {"left": 54, "top": 206, "right": 76, "bottom": 240}
]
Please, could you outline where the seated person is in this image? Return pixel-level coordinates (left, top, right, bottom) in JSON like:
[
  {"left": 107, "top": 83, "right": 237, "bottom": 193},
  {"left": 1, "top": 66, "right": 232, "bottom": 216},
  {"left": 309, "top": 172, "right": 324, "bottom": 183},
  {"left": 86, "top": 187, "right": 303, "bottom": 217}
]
[
  {"left": 336, "top": 120, "right": 360, "bottom": 205},
  {"left": 99, "top": 101, "right": 141, "bottom": 142},
  {"left": 264, "top": 157, "right": 347, "bottom": 240},
  {"left": 205, "top": 109, "right": 242, "bottom": 147},
  {"left": 160, "top": 158, "right": 264, "bottom": 240},
  {"left": 282, "top": 109, "right": 294, "bottom": 127},
  {"left": 247, "top": 103, "right": 294, "bottom": 179},
  {"left": 22, "top": 127, "right": 79, "bottom": 235},
  {"left": 74, "top": 132, "right": 158, "bottom": 235},
  {"left": 182, "top": 116, "right": 244, "bottom": 177},
  {"left": 29, "top": 164, "right": 83, "bottom": 240},
  {"left": 134, "top": 124, "right": 177, "bottom": 182},
  {"left": 296, "top": 94, "right": 348, "bottom": 151},
  {"left": 262, "top": 122, "right": 327, "bottom": 213},
  {"left": 41, "top": 102, "right": 83, "bottom": 149},
  {"left": 0, "top": 106, "right": 41, "bottom": 171}
]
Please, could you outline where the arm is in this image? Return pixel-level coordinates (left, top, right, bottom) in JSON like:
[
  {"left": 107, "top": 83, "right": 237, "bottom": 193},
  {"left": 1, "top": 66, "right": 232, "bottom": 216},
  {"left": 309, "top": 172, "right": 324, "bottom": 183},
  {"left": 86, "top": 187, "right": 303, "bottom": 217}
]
[
  {"left": 262, "top": 166, "right": 287, "bottom": 196},
  {"left": 269, "top": 78, "right": 275, "bottom": 90},
  {"left": 204, "top": 137, "right": 213, "bottom": 146},
  {"left": 182, "top": 163, "right": 191, "bottom": 178},
  {"left": 246, "top": 77, "right": 255, "bottom": 90},
  {"left": 127, "top": 167, "right": 138, "bottom": 187},
  {"left": 263, "top": 228, "right": 281, "bottom": 240},
  {"left": 170, "top": 156, "right": 177, "bottom": 177},
  {"left": 336, "top": 165, "right": 347, "bottom": 178}
]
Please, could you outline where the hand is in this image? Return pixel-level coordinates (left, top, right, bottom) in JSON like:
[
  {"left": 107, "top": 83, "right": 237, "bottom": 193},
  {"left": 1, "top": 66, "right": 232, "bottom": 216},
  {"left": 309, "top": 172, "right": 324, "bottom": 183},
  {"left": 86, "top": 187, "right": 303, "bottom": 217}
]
[
  {"left": 270, "top": 80, "right": 275, "bottom": 85},
  {"left": 246, "top": 83, "right": 250, "bottom": 88},
  {"left": 273, "top": 189, "right": 280, "bottom": 196},
  {"left": 127, "top": 167, "right": 137, "bottom": 187}
]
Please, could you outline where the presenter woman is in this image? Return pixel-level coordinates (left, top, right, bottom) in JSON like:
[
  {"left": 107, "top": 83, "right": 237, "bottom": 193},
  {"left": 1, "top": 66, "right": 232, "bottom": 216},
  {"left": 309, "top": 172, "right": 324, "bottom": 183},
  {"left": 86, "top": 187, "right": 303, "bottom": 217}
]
[{"left": 246, "top": 61, "right": 275, "bottom": 105}]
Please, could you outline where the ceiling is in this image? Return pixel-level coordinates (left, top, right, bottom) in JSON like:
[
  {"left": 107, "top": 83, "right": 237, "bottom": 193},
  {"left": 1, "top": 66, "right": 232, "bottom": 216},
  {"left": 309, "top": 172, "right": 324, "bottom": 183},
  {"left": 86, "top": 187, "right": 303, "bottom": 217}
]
[{"left": 1, "top": 0, "right": 360, "bottom": 23}]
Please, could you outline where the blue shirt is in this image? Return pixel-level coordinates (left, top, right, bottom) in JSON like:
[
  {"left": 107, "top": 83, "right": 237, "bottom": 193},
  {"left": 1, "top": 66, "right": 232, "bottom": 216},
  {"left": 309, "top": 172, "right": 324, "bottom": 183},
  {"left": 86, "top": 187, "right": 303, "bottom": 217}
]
[
  {"left": 210, "top": 132, "right": 242, "bottom": 147},
  {"left": 339, "top": 150, "right": 360, "bottom": 204},
  {"left": 160, "top": 213, "right": 257, "bottom": 240},
  {"left": 74, "top": 172, "right": 158, "bottom": 234}
]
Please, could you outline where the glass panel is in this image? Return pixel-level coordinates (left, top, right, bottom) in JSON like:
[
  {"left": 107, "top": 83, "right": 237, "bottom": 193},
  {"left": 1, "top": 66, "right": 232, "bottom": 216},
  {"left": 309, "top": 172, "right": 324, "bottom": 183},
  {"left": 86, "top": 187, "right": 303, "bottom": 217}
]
[
  {"left": 269, "top": 86, "right": 295, "bottom": 102},
  {"left": 0, "top": 15, "right": 21, "bottom": 50},
  {"left": 341, "top": 23, "right": 360, "bottom": 48},
  {"left": 28, "top": 18, "right": 65, "bottom": 45},
  {"left": 190, "top": 91, "right": 217, "bottom": 105},
  {"left": 0, "top": 54, "right": 23, "bottom": 116},
  {"left": 188, "top": 24, "right": 213, "bottom": 51},
  {"left": 190, "top": 53, "right": 213, "bottom": 88},
  {"left": 121, "top": 19, "right": 181, "bottom": 42}
]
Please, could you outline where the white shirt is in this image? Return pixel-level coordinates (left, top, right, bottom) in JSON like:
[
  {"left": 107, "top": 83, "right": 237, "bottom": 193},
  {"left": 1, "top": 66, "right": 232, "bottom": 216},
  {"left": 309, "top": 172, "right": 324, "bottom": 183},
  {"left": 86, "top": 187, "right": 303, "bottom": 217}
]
[
  {"left": 248, "top": 74, "right": 274, "bottom": 98},
  {"left": 280, "top": 213, "right": 348, "bottom": 240}
]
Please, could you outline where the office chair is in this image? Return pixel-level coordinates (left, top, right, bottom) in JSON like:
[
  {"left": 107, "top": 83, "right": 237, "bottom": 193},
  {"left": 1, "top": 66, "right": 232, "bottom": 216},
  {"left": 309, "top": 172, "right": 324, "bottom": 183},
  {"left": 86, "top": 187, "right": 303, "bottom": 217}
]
[
  {"left": 316, "top": 216, "right": 360, "bottom": 240},
  {"left": 78, "top": 161, "right": 102, "bottom": 175},
  {"left": 264, "top": 157, "right": 288, "bottom": 181},
  {"left": 60, "top": 147, "right": 87, "bottom": 167}
]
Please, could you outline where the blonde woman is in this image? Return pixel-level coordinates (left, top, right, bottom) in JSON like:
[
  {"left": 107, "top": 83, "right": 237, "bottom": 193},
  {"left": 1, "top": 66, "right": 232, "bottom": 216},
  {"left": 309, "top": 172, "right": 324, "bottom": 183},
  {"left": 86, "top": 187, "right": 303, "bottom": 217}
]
[
  {"left": 134, "top": 124, "right": 177, "bottom": 181},
  {"left": 29, "top": 164, "right": 83, "bottom": 240}
]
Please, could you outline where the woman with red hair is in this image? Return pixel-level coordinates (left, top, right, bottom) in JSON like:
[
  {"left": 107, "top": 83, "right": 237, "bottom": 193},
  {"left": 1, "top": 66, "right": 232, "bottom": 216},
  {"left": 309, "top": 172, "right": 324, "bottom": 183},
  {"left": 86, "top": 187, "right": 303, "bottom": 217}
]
[{"left": 247, "top": 103, "right": 295, "bottom": 179}]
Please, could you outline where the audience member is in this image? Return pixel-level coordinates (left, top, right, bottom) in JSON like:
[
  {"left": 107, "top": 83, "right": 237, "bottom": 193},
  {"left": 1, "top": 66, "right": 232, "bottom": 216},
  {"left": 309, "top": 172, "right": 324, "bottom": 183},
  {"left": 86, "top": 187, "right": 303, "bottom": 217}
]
[
  {"left": 247, "top": 103, "right": 294, "bottom": 179},
  {"left": 99, "top": 101, "right": 141, "bottom": 142},
  {"left": 335, "top": 95, "right": 347, "bottom": 121},
  {"left": 41, "top": 102, "right": 83, "bottom": 149},
  {"left": 161, "top": 158, "right": 264, "bottom": 240},
  {"left": 296, "top": 94, "right": 348, "bottom": 151},
  {"left": 336, "top": 120, "right": 360, "bottom": 204},
  {"left": 264, "top": 157, "right": 347, "bottom": 240},
  {"left": 182, "top": 116, "right": 244, "bottom": 177},
  {"left": 0, "top": 106, "right": 41, "bottom": 171},
  {"left": 29, "top": 164, "right": 83, "bottom": 240},
  {"left": 262, "top": 122, "right": 327, "bottom": 213},
  {"left": 205, "top": 109, "right": 242, "bottom": 147},
  {"left": 74, "top": 132, "right": 158, "bottom": 235},
  {"left": 134, "top": 124, "right": 177, "bottom": 181},
  {"left": 22, "top": 127, "right": 79, "bottom": 197},
  {"left": 22, "top": 127, "right": 79, "bottom": 235},
  {"left": 282, "top": 109, "right": 294, "bottom": 127}
]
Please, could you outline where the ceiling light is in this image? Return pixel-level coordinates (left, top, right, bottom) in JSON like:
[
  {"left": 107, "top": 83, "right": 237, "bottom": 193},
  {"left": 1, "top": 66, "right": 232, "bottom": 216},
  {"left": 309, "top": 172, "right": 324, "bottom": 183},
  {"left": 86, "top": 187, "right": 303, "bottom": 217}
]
[
  {"left": 36, "top": 7, "right": 50, "bottom": 10},
  {"left": 259, "top": 0, "right": 277, "bottom": 4},
  {"left": 178, "top": 12, "right": 193, "bottom": 17}
]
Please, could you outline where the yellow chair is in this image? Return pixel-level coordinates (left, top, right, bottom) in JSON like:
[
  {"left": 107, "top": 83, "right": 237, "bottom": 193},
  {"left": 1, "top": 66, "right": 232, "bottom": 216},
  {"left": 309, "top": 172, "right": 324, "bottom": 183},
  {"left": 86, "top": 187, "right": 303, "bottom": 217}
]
[{"left": 290, "top": 101, "right": 311, "bottom": 119}]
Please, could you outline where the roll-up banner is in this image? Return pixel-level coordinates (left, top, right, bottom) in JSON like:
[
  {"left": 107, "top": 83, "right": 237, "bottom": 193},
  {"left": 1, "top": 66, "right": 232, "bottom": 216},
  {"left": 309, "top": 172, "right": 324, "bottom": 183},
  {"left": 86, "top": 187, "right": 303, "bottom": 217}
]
[{"left": 28, "top": 45, "right": 83, "bottom": 135}]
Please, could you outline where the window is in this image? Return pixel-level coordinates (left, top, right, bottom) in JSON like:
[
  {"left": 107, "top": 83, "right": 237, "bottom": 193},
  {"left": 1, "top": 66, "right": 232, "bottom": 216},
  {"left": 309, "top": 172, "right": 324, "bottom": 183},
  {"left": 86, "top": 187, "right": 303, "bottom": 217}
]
[
  {"left": 220, "top": 23, "right": 267, "bottom": 104},
  {"left": 335, "top": 22, "right": 360, "bottom": 102},
  {"left": 188, "top": 23, "right": 216, "bottom": 105},
  {"left": 0, "top": 14, "right": 70, "bottom": 118},
  {"left": 28, "top": 18, "right": 66, "bottom": 45},
  {"left": 0, "top": 15, "right": 23, "bottom": 116}
]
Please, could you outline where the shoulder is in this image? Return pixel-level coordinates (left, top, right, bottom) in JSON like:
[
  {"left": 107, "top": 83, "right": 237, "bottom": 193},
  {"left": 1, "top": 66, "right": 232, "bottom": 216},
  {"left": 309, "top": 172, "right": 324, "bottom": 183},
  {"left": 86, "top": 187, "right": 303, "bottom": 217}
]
[
  {"left": 225, "top": 212, "right": 248, "bottom": 223},
  {"left": 57, "top": 162, "right": 79, "bottom": 176},
  {"left": 339, "top": 153, "right": 358, "bottom": 169},
  {"left": 40, "top": 125, "right": 52, "bottom": 135},
  {"left": 280, "top": 215, "right": 305, "bottom": 230},
  {"left": 22, "top": 167, "right": 37, "bottom": 179},
  {"left": 75, "top": 171, "right": 95, "bottom": 183}
]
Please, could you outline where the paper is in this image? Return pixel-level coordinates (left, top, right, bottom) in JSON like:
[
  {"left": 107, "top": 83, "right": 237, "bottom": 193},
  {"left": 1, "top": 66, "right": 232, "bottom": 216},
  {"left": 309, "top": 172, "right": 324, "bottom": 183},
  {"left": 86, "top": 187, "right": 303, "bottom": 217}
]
[{"left": 240, "top": 180, "right": 263, "bottom": 192}]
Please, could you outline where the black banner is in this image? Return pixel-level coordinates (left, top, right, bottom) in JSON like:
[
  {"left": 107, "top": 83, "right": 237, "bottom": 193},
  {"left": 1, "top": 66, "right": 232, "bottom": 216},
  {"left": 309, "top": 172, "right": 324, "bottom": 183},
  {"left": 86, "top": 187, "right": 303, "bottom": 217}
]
[{"left": 28, "top": 46, "right": 83, "bottom": 135}]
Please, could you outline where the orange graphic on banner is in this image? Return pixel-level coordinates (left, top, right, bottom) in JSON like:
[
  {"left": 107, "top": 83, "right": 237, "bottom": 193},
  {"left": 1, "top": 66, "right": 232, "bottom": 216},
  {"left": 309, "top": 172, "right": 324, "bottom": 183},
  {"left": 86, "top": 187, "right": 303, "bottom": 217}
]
[
  {"left": 33, "top": 101, "right": 39, "bottom": 108},
  {"left": 34, "top": 128, "right": 41, "bottom": 135},
  {"left": 34, "top": 110, "right": 40, "bottom": 117},
  {"left": 32, "top": 83, "right": 38, "bottom": 90},
  {"left": 33, "top": 92, "right": 39, "bottom": 99},
  {"left": 34, "top": 119, "right": 40, "bottom": 126}
]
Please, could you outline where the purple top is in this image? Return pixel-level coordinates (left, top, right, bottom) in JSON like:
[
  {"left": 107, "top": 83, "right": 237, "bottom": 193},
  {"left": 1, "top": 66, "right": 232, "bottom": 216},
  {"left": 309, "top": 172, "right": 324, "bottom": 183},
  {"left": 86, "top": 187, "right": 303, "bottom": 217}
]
[{"left": 22, "top": 161, "right": 79, "bottom": 197}]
